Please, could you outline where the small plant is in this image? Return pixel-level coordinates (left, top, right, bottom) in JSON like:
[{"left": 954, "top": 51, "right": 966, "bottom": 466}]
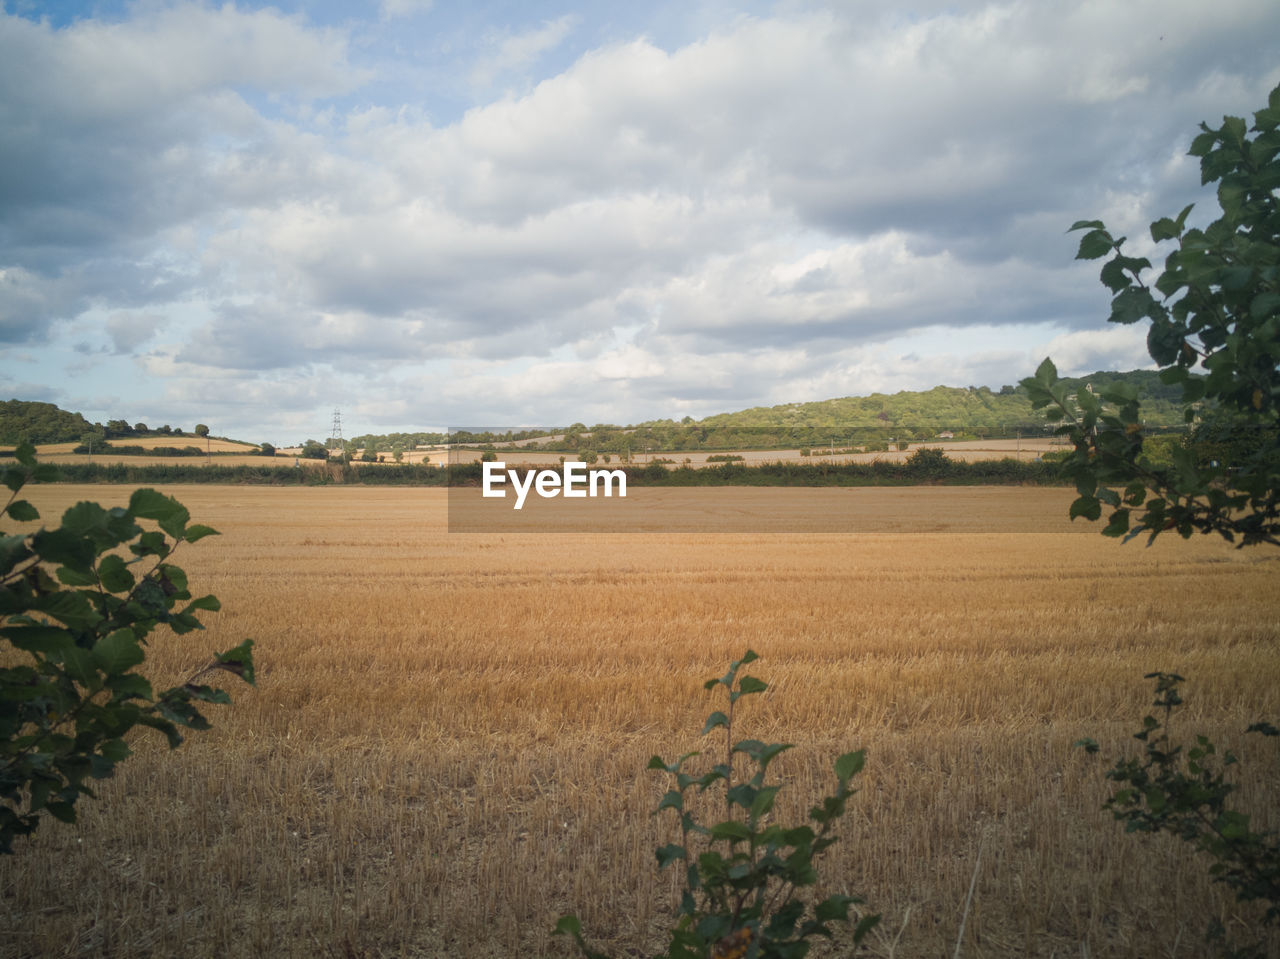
[
  {"left": 0, "top": 443, "right": 254, "bottom": 853},
  {"left": 556, "top": 650, "right": 878, "bottom": 958},
  {"left": 1078, "top": 673, "right": 1279, "bottom": 956}
]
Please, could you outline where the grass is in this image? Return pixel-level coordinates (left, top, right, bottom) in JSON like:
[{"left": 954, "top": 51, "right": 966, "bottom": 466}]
[{"left": 1, "top": 485, "right": 1277, "bottom": 958}]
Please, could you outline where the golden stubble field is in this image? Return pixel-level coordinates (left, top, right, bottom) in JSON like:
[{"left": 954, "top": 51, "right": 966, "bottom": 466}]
[{"left": 1, "top": 485, "right": 1278, "bottom": 958}]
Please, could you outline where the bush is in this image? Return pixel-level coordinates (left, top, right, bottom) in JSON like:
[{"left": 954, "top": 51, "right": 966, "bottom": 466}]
[
  {"left": 1078, "top": 675, "right": 1279, "bottom": 956},
  {"left": 1037, "top": 84, "right": 1280, "bottom": 958},
  {"left": 903, "top": 447, "right": 952, "bottom": 479},
  {"left": 557, "top": 651, "right": 878, "bottom": 959},
  {"left": 0, "top": 444, "right": 254, "bottom": 853},
  {"left": 1024, "top": 83, "right": 1280, "bottom": 547}
]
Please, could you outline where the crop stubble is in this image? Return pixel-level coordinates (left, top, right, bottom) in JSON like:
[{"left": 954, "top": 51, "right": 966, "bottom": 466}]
[{"left": 1, "top": 485, "right": 1277, "bottom": 958}]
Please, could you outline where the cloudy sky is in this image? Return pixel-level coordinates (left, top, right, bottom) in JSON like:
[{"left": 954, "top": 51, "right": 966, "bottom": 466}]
[{"left": 2, "top": 0, "right": 1278, "bottom": 443}]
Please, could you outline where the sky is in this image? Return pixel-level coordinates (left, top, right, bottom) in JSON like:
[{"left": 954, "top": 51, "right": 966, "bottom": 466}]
[{"left": 1, "top": 1, "right": 1279, "bottom": 444}]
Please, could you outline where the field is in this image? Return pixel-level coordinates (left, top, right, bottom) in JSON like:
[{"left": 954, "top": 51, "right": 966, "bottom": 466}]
[
  {"left": 1, "top": 485, "right": 1278, "bottom": 958},
  {"left": 18, "top": 436, "right": 1065, "bottom": 471}
]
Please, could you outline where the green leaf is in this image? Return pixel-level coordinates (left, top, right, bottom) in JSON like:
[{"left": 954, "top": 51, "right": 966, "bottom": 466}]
[
  {"left": 1149, "top": 216, "right": 1184, "bottom": 243},
  {"left": 127, "top": 489, "right": 190, "bottom": 539},
  {"left": 656, "top": 789, "right": 683, "bottom": 814},
  {"left": 1068, "top": 219, "right": 1105, "bottom": 231},
  {"left": 182, "top": 524, "right": 219, "bottom": 543},
  {"left": 1220, "top": 114, "right": 1247, "bottom": 146},
  {"left": 709, "top": 821, "right": 752, "bottom": 842},
  {"left": 1069, "top": 495, "right": 1102, "bottom": 522},
  {"left": 1146, "top": 319, "right": 1183, "bottom": 366},
  {"left": 737, "top": 675, "right": 768, "bottom": 696},
  {"left": 2, "top": 624, "right": 75, "bottom": 655},
  {"left": 137, "top": 714, "right": 183, "bottom": 749},
  {"left": 1110, "top": 286, "right": 1157, "bottom": 325},
  {"left": 853, "top": 914, "right": 882, "bottom": 943},
  {"left": 1189, "top": 130, "right": 1217, "bottom": 157},
  {"left": 750, "top": 785, "right": 780, "bottom": 818},
  {"left": 1076, "top": 229, "right": 1114, "bottom": 260},
  {"left": 655, "top": 843, "right": 687, "bottom": 868},
  {"left": 1102, "top": 509, "right": 1130, "bottom": 538},
  {"left": 701, "top": 711, "right": 729, "bottom": 736},
  {"left": 106, "top": 673, "right": 154, "bottom": 702},
  {"left": 1250, "top": 290, "right": 1280, "bottom": 320},
  {"left": 1099, "top": 258, "right": 1131, "bottom": 293},
  {"left": 54, "top": 566, "right": 96, "bottom": 587},
  {"left": 33, "top": 590, "right": 100, "bottom": 632},
  {"left": 0, "top": 533, "right": 30, "bottom": 576},
  {"left": 815, "top": 894, "right": 855, "bottom": 922},
  {"left": 45, "top": 801, "right": 77, "bottom": 824},
  {"left": 92, "top": 629, "right": 145, "bottom": 676},
  {"left": 1034, "top": 357, "right": 1058, "bottom": 382},
  {"left": 30, "top": 528, "right": 96, "bottom": 572},
  {"left": 213, "top": 640, "right": 253, "bottom": 686},
  {"left": 184, "top": 593, "right": 220, "bottom": 614},
  {"left": 5, "top": 500, "right": 38, "bottom": 522},
  {"left": 97, "top": 554, "right": 135, "bottom": 593},
  {"left": 553, "top": 915, "right": 581, "bottom": 937},
  {"left": 835, "top": 750, "right": 866, "bottom": 781},
  {"left": 98, "top": 738, "right": 131, "bottom": 764},
  {"left": 62, "top": 645, "right": 100, "bottom": 690}
]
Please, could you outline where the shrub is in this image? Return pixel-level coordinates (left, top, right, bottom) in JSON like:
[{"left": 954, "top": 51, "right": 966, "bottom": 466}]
[
  {"left": 0, "top": 444, "right": 254, "bottom": 853},
  {"left": 1035, "top": 83, "right": 1280, "bottom": 957},
  {"left": 557, "top": 651, "right": 878, "bottom": 958},
  {"left": 1077, "top": 675, "right": 1279, "bottom": 956}
]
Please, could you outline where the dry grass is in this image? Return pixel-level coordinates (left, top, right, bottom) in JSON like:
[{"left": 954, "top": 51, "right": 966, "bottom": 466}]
[{"left": 1, "top": 485, "right": 1277, "bottom": 958}]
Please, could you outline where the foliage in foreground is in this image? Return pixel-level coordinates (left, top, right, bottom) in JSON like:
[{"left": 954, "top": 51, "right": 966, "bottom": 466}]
[
  {"left": 557, "top": 651, "right": 878, "bottom": 959},
  {"left": 0, "top": 443, "right": 254, "bottom": 853},
  {"left": 1023, "top": 84, "right": 1280, "bottom": 547},
  {"left": 1078, "top": 675, "right": 1280, "bottom": 957},
  {"left": 1037, "top": 83, "right": 1280, "bottom": 957}
]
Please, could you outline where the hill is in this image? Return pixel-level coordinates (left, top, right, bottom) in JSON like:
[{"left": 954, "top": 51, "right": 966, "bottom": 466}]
[
  {"left": 0, "top": 400, "right": 96, "bottom": 444},
  {"left": 693, "top": 370, "right": 1186, "bottom": 432}
]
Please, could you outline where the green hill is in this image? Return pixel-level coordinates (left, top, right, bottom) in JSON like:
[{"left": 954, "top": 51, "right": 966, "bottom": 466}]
[
  {"left": 0, "top": 400, "right": 96, "bottom": 445},
  {"left": 694, "top": 370, "right": 1187, "bottom": 432}
]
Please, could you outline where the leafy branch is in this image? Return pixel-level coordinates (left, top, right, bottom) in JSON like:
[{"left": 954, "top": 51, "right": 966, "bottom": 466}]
[
  {"left": 557, "top": 651, "right": 878, "bottom": 959},
  {"left": 0, "top": 442, "right": 254, "bottom": 853}
]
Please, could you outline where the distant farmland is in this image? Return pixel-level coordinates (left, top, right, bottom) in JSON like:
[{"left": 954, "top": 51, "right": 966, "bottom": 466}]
[{"left": 2, "top": 485, "right": 1276, "bottom": 957}]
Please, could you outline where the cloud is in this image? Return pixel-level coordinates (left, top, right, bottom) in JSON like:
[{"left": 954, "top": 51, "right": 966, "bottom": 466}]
[
  {"left": 106, "top": 312, "right": 167, "bottom": 354},
  {"left": 379, "top": 0, "right": 434, "bottom": 20},
  {"left": 0, "top": 3, "right": 362, "bottom": 339},
  {"left": 1041, "top": 325, "right": 1154, "bottom": 376},
  {"left": 470, "top": 15, "right": 578, "bottom": 89},
  {"left": 3, "top": 0, "right": 1279, "bottom": 437}
]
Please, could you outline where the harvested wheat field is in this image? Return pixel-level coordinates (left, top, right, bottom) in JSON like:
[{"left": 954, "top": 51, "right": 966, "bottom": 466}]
[{"left": 1, "top": 485, "right": 1278, "bottom": 958}]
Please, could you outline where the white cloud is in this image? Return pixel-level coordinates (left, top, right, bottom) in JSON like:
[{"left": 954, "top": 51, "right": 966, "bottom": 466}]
[
  {"left": 379, "top": 0, "right": 434, "bottom": 20},
  {"left": 2, "top": 0, "right": 1279, "bottom": 437},
  {"left": 470, "top": 15, "right": 578, "bottom": 89}
]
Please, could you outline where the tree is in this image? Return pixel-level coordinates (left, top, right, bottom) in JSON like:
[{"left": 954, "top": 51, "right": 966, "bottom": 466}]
[
  {"left": 1022, "top": 83, "right": 1280, "bottom": 547},
  {"left": 0, "top": 444, "right": 253, "bottom": 853},
  {"left": 194, "top": 424, "right": 209, "bottom": 438},
  {"left": 299, "top": 440, "right": 328, "bottom": 460},
  {"left": 1028, "top": 83, "right": 1280, "bottom": 957},
  {"left": 259, "top": 442, "right": 276, "bottom": 457},
  {"left": 132, "top": 423, "right": 148, "bottom": 434}
]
